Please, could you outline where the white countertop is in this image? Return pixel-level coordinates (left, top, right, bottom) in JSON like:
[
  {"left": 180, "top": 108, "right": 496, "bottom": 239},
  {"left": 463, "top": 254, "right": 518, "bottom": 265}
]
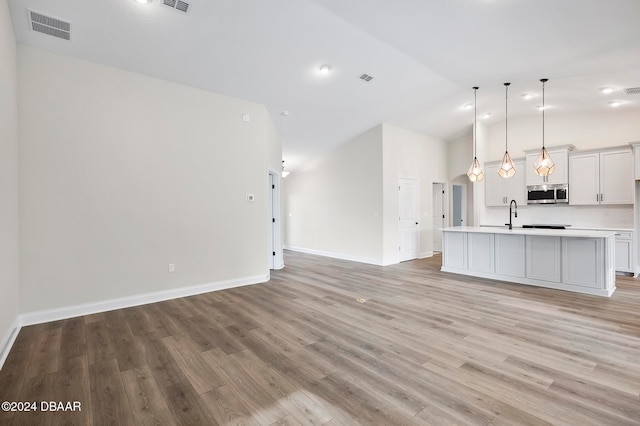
[{"left": 442, "top": 226, "right": 616, "bottom": 238}]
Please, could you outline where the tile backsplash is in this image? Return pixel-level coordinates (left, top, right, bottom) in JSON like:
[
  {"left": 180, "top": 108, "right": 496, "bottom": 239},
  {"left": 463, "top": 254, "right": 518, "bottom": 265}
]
[{"left": 483, "top": 204, "right": 634, "bottom": 229}]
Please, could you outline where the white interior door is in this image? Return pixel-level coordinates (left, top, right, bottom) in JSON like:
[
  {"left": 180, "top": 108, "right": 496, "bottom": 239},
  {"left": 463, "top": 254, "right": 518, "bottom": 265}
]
[
  {"left": 398, "top": 178, "right": 419, "bottom": 262},
  {"left": 432, "top": 183, "right": 445, "bottom": 252},
  {"left": 452, "top": 184, "right": 466, "bottom": 226}
]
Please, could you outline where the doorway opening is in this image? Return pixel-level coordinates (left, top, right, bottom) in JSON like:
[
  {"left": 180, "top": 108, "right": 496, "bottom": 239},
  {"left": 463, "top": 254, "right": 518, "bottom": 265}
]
[
  {"left": 432, "top": 183, "right": 446, "bottom": 252},
  {"left": 268, "top": 171, "right": 283, "bottom": 270},
  {"left": 451, "top": 183, "right": 467, "bottom": 226}
]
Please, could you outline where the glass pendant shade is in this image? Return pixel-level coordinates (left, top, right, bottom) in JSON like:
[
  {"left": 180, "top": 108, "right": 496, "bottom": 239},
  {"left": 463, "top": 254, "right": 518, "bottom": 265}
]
[
  {"left": 498, "top": 151, "right": 516, "bottom": 178},
  {"left": 533, "top": 146, "right": 555, "bottom": 176},
  {"left": 467, "top": 157, "right": 485, "bottom": 182}
]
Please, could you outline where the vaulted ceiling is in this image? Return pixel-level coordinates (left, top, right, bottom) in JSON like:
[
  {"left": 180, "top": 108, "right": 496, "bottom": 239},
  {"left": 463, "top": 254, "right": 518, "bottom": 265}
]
[{"left": 8, "top": 0, "right": 640, "bottom": 170}]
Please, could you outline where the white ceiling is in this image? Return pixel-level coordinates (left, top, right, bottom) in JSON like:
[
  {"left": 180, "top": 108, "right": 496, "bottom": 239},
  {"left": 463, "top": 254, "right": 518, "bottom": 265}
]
[{"left": 8, "top": 0, "right": 640, "bottom": 171}]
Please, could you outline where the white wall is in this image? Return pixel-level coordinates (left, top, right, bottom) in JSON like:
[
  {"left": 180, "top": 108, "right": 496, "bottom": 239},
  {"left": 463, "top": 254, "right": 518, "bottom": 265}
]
[
  {"left": 447, "top": 130, "right": 472, "bottom": 180},
  {"left": 447, "top": 130, "right": 475, "bottom": 226},
  {"left": 284, "top": 125, "right": 384, "bottom": 264},
  {"left": 475, "top": 121, "right": 489, "bottom": 226},
  {"left": 284, "top": 123, "right": 448, "bottom": 265},
  {"left": 481, "top": 111, "right": 640, "bottom": 228},
  {"left": 382, "top": 124, "right": 448, "bottom": 262},
  {"left": 18, "top": 46, "right": 280, "bottom": 313},
  {"left": 485, "top": 111, "right": 640, "bottom": 161},
  {"left": 0, "top": 0, "right": 20, "bottom": 362}
]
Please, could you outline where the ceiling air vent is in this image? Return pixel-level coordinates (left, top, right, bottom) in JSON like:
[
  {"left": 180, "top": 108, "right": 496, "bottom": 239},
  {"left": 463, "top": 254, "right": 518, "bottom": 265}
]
[
  {"left": 359, "top": 73, "right": 374, "bottom": 82},
  {"left": 163, "top": 0, "right": 190, "bottom": 13},
  {"left": 624, "top": 87, "right": 640, "bottom": 95},
  {"left": 28, "top": 9, "right": 71, "bottom": 40}
]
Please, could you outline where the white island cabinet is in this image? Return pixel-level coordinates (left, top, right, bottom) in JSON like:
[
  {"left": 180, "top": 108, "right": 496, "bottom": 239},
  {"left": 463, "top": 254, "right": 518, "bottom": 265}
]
[{"left": 441, "top": 227, "right": 616, "bottom": 297}]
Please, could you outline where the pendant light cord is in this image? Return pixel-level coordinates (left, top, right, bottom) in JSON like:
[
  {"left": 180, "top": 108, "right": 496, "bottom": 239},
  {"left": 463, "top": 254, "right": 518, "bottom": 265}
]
[
  {"left": 541, "top": 78, "right": 548, "bottom": 152},
  {"left": 473, "top": 86, "right": 479, "bottom": 158},
  {"left": 504, "top": 83, "right": 510, "bottom": 152}
]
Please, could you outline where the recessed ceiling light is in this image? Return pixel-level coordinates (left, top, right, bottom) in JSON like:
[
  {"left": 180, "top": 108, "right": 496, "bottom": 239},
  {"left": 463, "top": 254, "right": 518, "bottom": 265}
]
[
  {"left": 318, "top": 64, "right": 333, "bottom": 75},
  {"left": 600, "top": 87, "right": 614, "bottom": 95},
  {"left": 608, "top": 101, "right": 621, "bottom": 107},
  {"left": 135, "top": 0, "right": 152, "bottom": 3},
  {"left": 521, "top": 93, "right": 533, "bottom": 100},
  {"left": 481, "top": 113, "right": 492, "bottom": 119},
  {"left": 463, "top": 103, "right": 473, "bottom": 110},
  {"left": 281, "top": 110, "right": 290, "bottom": 117},
  {"left": 536, "top": 105, "right": 549, "bottom": 111}
]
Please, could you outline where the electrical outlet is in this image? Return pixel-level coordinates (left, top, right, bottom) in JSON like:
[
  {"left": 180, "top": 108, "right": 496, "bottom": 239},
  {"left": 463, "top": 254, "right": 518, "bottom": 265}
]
[{"left": 168, "top": 263, "right": 175, "bottom": 273}]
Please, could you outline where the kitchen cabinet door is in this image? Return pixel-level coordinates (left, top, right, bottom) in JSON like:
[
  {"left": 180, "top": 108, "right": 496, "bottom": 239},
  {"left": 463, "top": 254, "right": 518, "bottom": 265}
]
[
  {"left": 569, "top": 149, "right": 633, "bottom": 205},
  {"left": 600, "top": 150, "right": 633, "bottom": 204},
  {"left": 526, "top": 236, "right": 561, "bottom": 282},
  {"left": 569, "top": 153, "right": 600, "bottom": 205},
  {"left": 615, "top": 238, "right": 633, "bottom": 273},
  {"left": 562, "top": 237, "right": 602, "bottom": 288}
]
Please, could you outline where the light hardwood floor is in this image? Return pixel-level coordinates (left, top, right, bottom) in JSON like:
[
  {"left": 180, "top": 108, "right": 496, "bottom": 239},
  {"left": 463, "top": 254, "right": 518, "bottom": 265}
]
[{"left": 1, "top": 251, "right": 640, "bottom": 425}]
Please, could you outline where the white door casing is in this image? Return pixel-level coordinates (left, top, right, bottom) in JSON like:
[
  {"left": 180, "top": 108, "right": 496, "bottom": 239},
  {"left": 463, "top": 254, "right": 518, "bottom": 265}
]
[
  {"left": 432, "top": 183, "right": 445, "bottom": 252},
  {"left": 268, "top": 171, "right": 283, "bottom": 270}
]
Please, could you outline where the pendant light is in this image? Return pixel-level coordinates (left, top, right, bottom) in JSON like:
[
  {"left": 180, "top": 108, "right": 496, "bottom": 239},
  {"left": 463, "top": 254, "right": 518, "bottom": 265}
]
[
  {"left": 467, "top": 86, "right": 485, "bottom": 182},
  {"left": 498, "top": 82, "right": 516, "bottom": 178},
  {"left": 533, "top": 78, "right": 555, "bottom": 176}
]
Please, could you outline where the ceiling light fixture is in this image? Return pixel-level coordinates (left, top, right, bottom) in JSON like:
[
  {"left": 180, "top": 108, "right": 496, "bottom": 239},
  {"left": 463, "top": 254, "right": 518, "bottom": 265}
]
[
  {"left": 467, "top": 87, "right": 485, "bottom": 183},
  {"left": 608, "top": 101, "right": 621, "bottom": 107},
  {"left": 600, "top": 87, "right": 614, "bottom": 95},
  {"left": 533, "top": 78, "right": 555, "bottom": 177},
  {"left": 498, "top": 82, "right": 516, "bottom": 178},
  {"left": 318, "top": 64, "right": 332, "bottom": 75},
  {"left": 464, "top": 103, "right": 473, "bottom": 110},
  {"left": 135, "top": 0, "right": 152, "bottom": 3},
  {"left": 481, "top": 112, "right": 492, "bottom": 119},
  {"left": 521, "top": 93, "right": 533, "bottom": 100}
]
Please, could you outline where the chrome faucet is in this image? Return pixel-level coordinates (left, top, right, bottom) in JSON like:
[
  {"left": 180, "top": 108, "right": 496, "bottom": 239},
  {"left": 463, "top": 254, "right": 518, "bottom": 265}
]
[{"left": 508, "top": 199, "right": 518, "bottom": 230}]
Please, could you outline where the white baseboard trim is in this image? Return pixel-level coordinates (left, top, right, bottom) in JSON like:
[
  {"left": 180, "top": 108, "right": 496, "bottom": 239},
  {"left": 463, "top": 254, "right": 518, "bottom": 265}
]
[
  {"left": 0, "top": 317, "right": 21, "bottom": 370},
  {"left": 285, "top": 245, "right": 387, "bottom": 266},
  {"left": 20, "top": 274, "right": 270, "bottom": 327},
  {"left": 419, "top": 251, "right": 434, "bottom": 259}
]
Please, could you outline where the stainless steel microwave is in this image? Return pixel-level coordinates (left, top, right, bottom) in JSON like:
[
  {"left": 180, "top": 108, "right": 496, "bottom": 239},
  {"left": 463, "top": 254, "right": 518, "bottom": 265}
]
[{"left": 527, "top": 184, "right": 568, "bottom": 204}]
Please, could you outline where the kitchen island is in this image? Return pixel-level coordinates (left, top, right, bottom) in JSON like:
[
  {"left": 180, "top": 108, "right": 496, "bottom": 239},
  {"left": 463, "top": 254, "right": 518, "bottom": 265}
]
[{"left": 441, "top": 226, "right": 616, "bottom": 297}]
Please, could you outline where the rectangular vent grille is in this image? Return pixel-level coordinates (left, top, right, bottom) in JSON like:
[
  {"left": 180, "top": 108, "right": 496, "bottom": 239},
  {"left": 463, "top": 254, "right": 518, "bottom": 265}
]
[
  {"left": 359, "top": 74, "right": 373, "bottom": 82},
  {"left": 624, "top": 87, "right": 640, "bottom": 95},
  {"left": 28, "top": 10, "right": 71, "bottom": 40},
  {"left": 163, "top": 0, "right": 190, "bottom": 13}
]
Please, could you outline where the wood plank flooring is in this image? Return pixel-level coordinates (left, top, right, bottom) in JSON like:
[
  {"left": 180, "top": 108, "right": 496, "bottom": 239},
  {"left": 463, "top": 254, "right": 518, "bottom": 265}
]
[{"left": 1, "top": 251, "right": 640, "bottom": 425}]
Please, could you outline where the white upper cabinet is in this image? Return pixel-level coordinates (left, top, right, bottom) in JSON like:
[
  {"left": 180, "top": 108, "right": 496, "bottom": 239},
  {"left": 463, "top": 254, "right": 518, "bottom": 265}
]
[
  {"left": 630, "top": 142, "right": 640, "bottom": 180},
  {"left": 525, "top": 146, "right": 573, "bottom": 186},
  {"left": 569, "top": 148, "right": 633, "bottom": 205},
  {"left": 485, "top": 159, "right": 526, "bottom": 207},
  {"left": 569, "top": 153, "right": 600, "bottom": 205}
]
